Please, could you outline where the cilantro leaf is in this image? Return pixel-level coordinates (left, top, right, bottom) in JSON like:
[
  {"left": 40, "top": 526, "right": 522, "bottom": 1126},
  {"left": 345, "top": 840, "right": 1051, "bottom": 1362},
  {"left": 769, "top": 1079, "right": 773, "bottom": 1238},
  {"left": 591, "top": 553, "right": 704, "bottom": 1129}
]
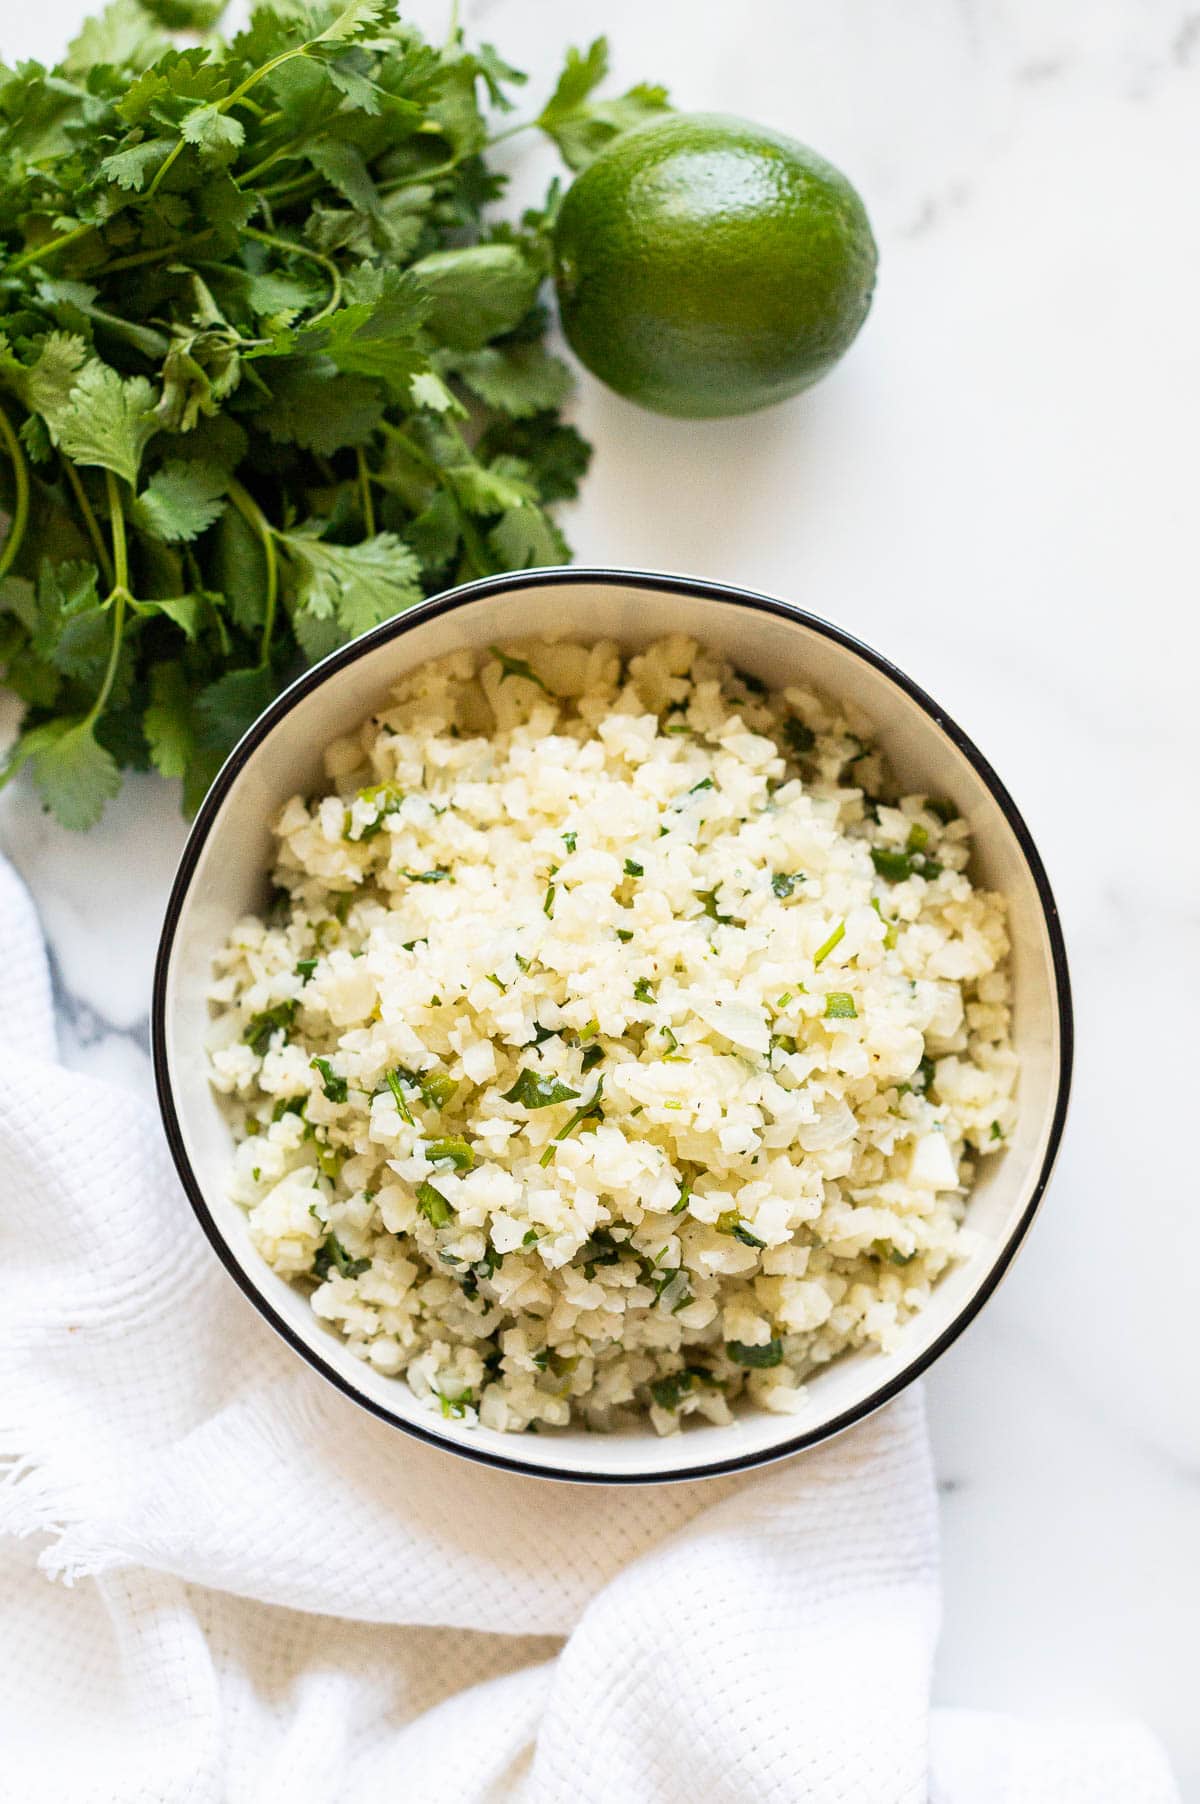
[
  {"left": 412, "top": 244, "right": 541, "bottom": 353},
  {"left": 142, "top": 660, "right": 194, "bottom": 778},
  {"left": 281, "top": 529, "right": 423, "bottom": 642},
  {"left": 1, "top": 717, "right": 122, "bottom": 830},
  {"left": 45, "top": 361, "right": 160, "bottom": 486},
  {"left": 130, "top": 459, "right": 228, "bottom": 543},
  {"left": 537, "top": 38, "right": 671, "bottom": 171},
  {"left": 503, "top": 1069, "right": 580, "bottom": 1109}
]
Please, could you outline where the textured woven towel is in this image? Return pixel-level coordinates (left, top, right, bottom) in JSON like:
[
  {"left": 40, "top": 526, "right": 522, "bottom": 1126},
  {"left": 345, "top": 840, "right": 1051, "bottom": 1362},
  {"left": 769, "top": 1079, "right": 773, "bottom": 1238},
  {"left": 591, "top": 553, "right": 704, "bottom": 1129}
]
[{"left": 0, "top": 856, "right": 1178, "bottom": 1803}]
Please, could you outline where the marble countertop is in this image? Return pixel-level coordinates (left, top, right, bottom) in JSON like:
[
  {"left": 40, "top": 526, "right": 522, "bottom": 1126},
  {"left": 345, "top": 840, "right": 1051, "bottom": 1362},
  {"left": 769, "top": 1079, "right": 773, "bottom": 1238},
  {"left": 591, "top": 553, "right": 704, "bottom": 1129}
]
[{"left": 3, "top": 0, "right": 1195, "bottom": 1789}]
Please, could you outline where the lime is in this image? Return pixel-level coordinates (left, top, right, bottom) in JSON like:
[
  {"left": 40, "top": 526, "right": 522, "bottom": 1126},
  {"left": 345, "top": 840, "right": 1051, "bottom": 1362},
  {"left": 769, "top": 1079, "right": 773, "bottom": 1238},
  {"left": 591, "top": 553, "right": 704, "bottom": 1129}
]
[{"left": 552, "top": 113, "right": 877, "bottom": 419}]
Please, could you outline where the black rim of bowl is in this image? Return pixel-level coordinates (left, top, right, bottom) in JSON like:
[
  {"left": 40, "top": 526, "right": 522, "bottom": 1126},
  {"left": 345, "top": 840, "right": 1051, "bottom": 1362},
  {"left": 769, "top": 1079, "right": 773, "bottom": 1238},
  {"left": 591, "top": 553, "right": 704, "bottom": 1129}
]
[{"left": 152, "top": 567, "right": 1074, "bottom": 1485}]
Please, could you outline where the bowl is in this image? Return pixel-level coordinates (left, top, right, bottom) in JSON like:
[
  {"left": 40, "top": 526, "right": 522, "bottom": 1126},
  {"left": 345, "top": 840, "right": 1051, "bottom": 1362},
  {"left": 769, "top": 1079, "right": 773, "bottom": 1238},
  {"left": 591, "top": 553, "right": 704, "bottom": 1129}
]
[{"left": 153, "top": 568, "right": 1072, "bottom": 1484}]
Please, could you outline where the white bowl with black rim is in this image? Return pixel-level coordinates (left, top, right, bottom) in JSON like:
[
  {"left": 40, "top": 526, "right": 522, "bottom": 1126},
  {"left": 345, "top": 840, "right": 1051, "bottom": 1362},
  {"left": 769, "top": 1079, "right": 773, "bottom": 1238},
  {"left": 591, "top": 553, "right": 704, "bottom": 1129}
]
[{"left": 152, "top": 568, "right": 1072, "bottom": 1484}]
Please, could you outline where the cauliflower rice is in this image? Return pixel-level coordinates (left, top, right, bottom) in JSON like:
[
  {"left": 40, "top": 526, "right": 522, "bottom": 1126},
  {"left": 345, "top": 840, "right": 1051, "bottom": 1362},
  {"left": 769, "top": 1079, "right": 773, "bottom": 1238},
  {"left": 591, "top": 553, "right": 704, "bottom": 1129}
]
[{"left": 208, "top": 636, "right": 1016, "bottom": 1436}]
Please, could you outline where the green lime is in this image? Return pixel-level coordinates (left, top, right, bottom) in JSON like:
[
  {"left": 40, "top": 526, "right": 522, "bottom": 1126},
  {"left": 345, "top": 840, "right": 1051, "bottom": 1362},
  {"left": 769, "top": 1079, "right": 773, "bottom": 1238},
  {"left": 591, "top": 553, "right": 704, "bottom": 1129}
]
[{"left": 552, "top": 113, "right": 877, "bottom": 419}]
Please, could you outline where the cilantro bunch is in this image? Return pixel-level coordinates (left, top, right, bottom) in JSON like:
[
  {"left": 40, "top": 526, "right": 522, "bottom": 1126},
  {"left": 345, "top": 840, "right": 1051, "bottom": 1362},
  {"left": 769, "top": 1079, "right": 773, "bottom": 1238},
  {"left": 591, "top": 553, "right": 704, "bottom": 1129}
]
[{"left": 0, "top": 1, "right": 669, "bottom": 827}]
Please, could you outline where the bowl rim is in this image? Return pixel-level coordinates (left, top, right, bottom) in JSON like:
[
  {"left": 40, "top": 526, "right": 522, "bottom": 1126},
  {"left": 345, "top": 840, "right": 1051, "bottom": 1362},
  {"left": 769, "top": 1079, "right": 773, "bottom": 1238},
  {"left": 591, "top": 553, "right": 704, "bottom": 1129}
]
[{"left": 152, "top": 565, "right": 1073, "bottom": 1485}]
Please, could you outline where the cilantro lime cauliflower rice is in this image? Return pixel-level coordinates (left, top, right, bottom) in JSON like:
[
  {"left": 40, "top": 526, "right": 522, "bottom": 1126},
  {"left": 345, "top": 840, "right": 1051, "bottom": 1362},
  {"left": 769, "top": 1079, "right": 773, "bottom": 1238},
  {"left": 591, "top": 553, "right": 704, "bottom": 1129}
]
[{"left": 207, "top": 637, "right": 1016, "bottom": 1436}]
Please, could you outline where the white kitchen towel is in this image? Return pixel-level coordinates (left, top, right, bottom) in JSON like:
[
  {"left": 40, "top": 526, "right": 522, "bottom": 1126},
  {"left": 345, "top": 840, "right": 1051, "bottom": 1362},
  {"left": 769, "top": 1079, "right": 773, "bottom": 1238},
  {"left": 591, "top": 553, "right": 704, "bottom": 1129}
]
[{"left": 0, "top": 855, "right": 1178, "bottom": 1804}]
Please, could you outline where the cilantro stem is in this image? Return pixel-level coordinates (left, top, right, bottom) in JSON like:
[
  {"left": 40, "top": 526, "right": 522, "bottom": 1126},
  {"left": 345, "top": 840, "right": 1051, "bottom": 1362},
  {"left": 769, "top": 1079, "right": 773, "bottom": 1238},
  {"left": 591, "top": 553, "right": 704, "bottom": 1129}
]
[
  {"left": 84, "top": 472, "right": 132, "bottom": 730},
  {"left": 377, "top": 421, "right": 490, "bottom": 576},
  {"left": 58, "top": 455, "right": 114, "bottom": 586},
  {"left": 226, "top": 478, "right": 278, "bottom": 666},
  {"left": 376, "top": 126, "right": 536, "bottom": 202},
  {"left": 356, "top": 448, "right": 376, "bottom": 537},
  {"left": 100, "top": 230, "right": 216, "bottom": 276},
  {"left": 237, "top": 136, "right": 315, "bottom": 189},
  {"left": 4, "top": 221, "right": 94, "bottom": 277},
  {"left": 446, "top": 0, "right": 461, "bottom": 45},
  {"left": 0, "top": 401, "right": 30, "bottom": 582},
  {"left": 243, "top": 226, "right": 342, "bottom": 322},
  {"left": 106, "top": 470, "right": 129, "bottom": 599},
  {"left": 147, "top": 42, "right": 315, "bottom": 203}
]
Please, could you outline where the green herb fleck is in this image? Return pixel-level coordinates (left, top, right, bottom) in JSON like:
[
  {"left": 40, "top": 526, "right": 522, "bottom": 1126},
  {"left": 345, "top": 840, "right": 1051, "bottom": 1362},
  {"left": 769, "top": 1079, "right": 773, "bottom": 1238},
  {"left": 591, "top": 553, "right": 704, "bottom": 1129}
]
[
  {"left": 540, "top": 1077, "right": 604, "bottom": 1166},
  {"left": 562, "top": 831, "right": 577, "bottom": 853},
  {"left": 405, "top": 868, "right": 452, "bottom": 884},
  {"left": 426, "top": 1137, "right": 475, "bottom": 1171},
  {"left": 772, "top": 873, "right": 803, "bottom": 899},
  {"left": 416, "top": 1182, "right": 453, "bottom": 1228},
  {"left": 310, "top": 1056, "right": 348, "bottom": 1104},
  {"left": 243, "top": 1001, "right": 297, "bottom": 1058},
  {"left": 616, "top": 929, "right": 634, "bottom": 943},
  {"left": 725, "top": 1337, "right": 784, "bottom": 1369},
  {"left": 384, "top": 1068, "right": 415, "bottom": 1126},
  {"left": 490, "top": 646, "right": 550, "bottom": 694},
  {"left": 716, "top": 1209, "right": 766, "bottom": 1249},
  {"left": 272, "top": 1095, "right": 307, "bottom": 1123},
  {"left": 813, "top": 920, "right": 846, "bottom": 967},
  {"left": 294, "top": 959, "right": 318, "bottom": 984},
  {"left": 504, "top": 1069, "right": 581, "bottom": 1109},
  {"left": 633, "top": 978, "right": 656, "bottom": 1005},
  {"left": 928, "top": 799, "right": 959, "bottom": 824},
  {"left": 624, "top": 857, "right": 644, "bottom": 877},
  {"left": 824, "top": 992, "right": 858, "bottom": 1020},
  {"left": 313, "top": 1232, "right": 370, "bottom": 1282},
  {"left": 784, "top": 717, "right": 816, "bottom": 756}
]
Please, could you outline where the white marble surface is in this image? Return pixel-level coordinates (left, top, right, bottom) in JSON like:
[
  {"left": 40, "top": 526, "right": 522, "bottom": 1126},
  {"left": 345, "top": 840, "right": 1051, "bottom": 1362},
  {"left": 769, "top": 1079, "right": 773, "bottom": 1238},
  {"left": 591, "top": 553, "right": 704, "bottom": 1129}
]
[{"left": 3, "top": 0, "right": 1196, "bottom": 1789}]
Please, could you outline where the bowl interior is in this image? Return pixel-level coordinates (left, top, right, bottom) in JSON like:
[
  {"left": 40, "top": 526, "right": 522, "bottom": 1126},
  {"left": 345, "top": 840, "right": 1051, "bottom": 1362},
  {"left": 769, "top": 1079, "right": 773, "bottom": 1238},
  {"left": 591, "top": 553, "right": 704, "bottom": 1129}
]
[{"left": 156, "top": 573, "right": 1068, "bottom": 1481}]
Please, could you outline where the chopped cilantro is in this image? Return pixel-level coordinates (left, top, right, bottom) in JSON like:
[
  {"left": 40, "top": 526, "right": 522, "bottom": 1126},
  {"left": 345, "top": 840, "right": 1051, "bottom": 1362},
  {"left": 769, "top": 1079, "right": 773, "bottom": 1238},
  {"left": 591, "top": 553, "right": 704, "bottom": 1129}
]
[
  {"left": 715, "top": 1209, "right": 766, "bottom": 1249},
  {"left": 688, "top": 776, "right": 714, "bottom": 794},
  {"left": 650, "top": 1366, "right": 719, "bottom": 1410},
  {"left": 416, "top": 1182, "right": 453, "bottom": 1228},
  {"left": 990, "top": 1120, "right": 1004, "bottom": 1142},
  {"left": 243, "top": 1001, "right": 297, "bottom": 1058},
  {"left": 871, "top": 846, "right": 943, "bottom": 882},
  {"left": 696, "top": 887, "right": 734, "bottom": 924},
  {"left": 425, "top": 1137, "right": 475, "bottom": 1171},
  {"left": 383, "top": 1068, "right": 415, "bottom": 1125},
  {"left": 540, "top": 1077, "right": 605, "bottom": 1166},
  {"left": 486, "top": 972, "right": 507, "bottom": 991},
  {"left": 824, "top": 992, "right": 858, "bottom": 1019},
  {"left": 543, "top": 882, "right": 556, "bottom": 917},
  {"left": 616, "top": 928, "right": 634, "bottom": 943},
  {"left": 813, "top": 920, "right": 846, "bottom": 967},
  {"left": 580, "top": 1044, "right": 604, "bottom": 1073},
  {"left": 671, "top": 1173, "right": 695, "bottom": 1215},
  {"left": 344, "top": 782, "right": 404, "bottom": 843},
  {"left": 489, "top": 647, "right": 550, "bottom": 694},
  {"left": 405, "top": 868, "right": 452, "bottom": 884},
  {"left": 772, "top": 873, "right": 803, "bottom": 898},
  {"left": 870, "top": 896, "right": 898, "bottom": 949},
  {"left": 504, "top": 1069, "right": 581, "bottom": 1109},
  {"left": 294, "top": 959, "right": 318, "bottom": 984},
  {"left": 310, "top": 1056, "right": 348, "bottom": 1104},
  {"left": 271, "top": 1095, "right": 306, "bottom": 1123},
  {"left": 313, "top": 1232, "right": 370, "bottom": 1281},
  {"left": 725, "top": 1337, "right": 784, "bottom": 1369},
  {"left": 562, "top": 831, "right": 577, "bottom": 853},
  {"left": 784, "top": 717, "right": 816, "bottom": 756},
  {"left": 927, "top": 798, "right": 959, "bottom": 824},
  {"left": 624, "top": 857, "right": 644, "bottom": 877},
  {"left": 633, "top": 978, "right": 656, "bottom": 1005}
]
